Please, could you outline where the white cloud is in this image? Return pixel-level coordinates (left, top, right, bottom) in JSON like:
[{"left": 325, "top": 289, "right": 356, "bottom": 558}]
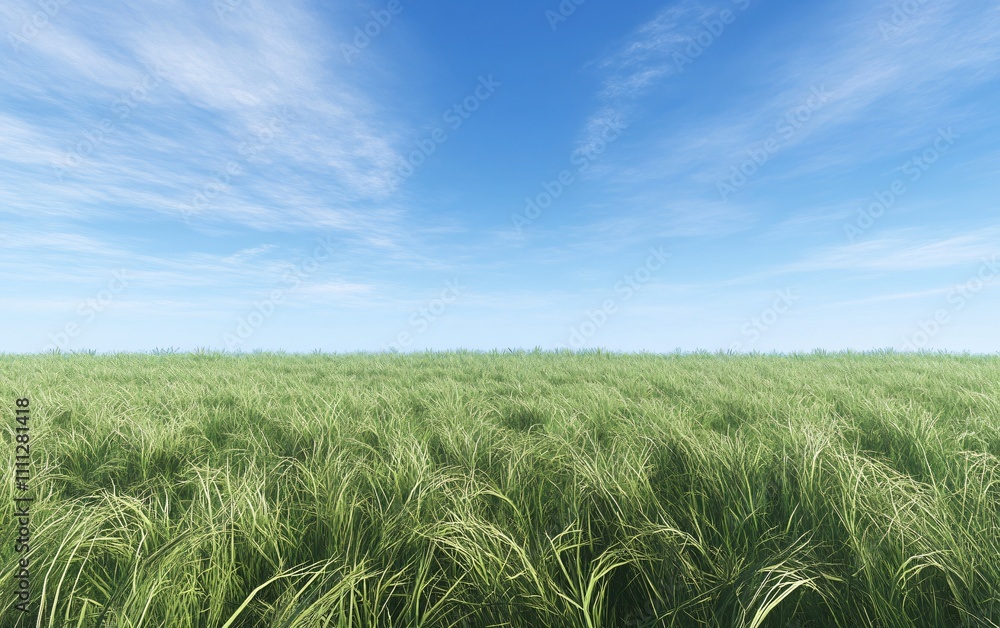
[
  {"left": 619, "top": 0, "right": 1000, "bottom": 187},
  {"left": 0, "top": 0, "right": 410, "bottom": 236}
]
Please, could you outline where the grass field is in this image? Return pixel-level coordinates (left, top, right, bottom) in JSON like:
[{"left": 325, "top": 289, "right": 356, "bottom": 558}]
[{"left": 1, "top": 351, "right": 999, "bottom": 627}]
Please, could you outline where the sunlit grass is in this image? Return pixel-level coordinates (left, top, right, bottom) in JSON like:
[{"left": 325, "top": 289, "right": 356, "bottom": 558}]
[{"left": 1, "top": 350, "right": 998, "bottom": 626}]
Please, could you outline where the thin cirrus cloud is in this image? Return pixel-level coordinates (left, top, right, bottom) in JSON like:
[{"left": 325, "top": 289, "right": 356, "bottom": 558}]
[
  {"left": 556, "top": 0, "right": 998, "bottom": 267},
  {"left": 0, "top": 0, "right": 437, "bottom": 345},
  {"left": 575, "top": 1, "right": 712, "bottom": 156},
  {"left": 602, "top": 0, "right": 1000, "bottom": 189},
  {"left": 793, "top": 229, "right": 1000, "bottom": 274},
  {"left": 1, "top": 0, "right": 408, "bottom": 233},
  {"left": 712, "top": 226, "right": 1000, "bottom": 291}
]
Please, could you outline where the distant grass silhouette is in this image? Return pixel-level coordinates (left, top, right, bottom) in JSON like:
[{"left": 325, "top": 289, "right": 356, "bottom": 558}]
[{"left": 1, "top": 351, "right": 998, "bottom": 626}]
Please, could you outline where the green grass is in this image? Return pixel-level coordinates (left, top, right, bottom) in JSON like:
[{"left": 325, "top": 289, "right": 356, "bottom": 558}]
[{"left": 1, "top": 350, "right": 999, "bottom": 626}]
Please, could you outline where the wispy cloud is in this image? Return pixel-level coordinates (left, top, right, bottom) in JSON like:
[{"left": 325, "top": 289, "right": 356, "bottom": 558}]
[
  {"left": 577, "top": 1, "right": 713, "bottom": 153},
  {"left": 223, "top": 245, "right": 276, "bottom": 264},
  {"left": 792, "top": 229, "right": 1000, "bottom": 273},
  {"left": 596, "top": 2, "right": 709, "bottom": 94},
  {"left": 1, "top": 0, "right": 411, "bottom": 236},
  {"left": 716, "top": 227, "right": 1000, "bottom": 287},
  {"left": 616, "top": 0, "right": 1000, "bottom": 189},
  {"left": 557, "top": 0, "right": 1000, "bottom": 253}
]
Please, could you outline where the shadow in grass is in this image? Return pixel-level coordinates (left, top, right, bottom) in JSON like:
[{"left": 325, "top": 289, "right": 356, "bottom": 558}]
[{"left": 498, "top": 401, "right": 548, "bottom": 432}]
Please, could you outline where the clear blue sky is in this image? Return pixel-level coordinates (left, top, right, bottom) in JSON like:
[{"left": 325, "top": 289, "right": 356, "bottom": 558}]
[{"left": 2, "top": 0, "right": 998, "bottom": 353}]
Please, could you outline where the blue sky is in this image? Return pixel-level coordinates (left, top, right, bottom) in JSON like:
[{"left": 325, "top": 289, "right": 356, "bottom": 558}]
[{"left": 1, "top": 0, "right": 998, "bottom": 353}]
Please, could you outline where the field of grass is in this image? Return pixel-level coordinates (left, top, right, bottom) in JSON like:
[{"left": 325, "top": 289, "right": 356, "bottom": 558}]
[{"left": 1, "top": 351, "right": 999, "bottom": 627}]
